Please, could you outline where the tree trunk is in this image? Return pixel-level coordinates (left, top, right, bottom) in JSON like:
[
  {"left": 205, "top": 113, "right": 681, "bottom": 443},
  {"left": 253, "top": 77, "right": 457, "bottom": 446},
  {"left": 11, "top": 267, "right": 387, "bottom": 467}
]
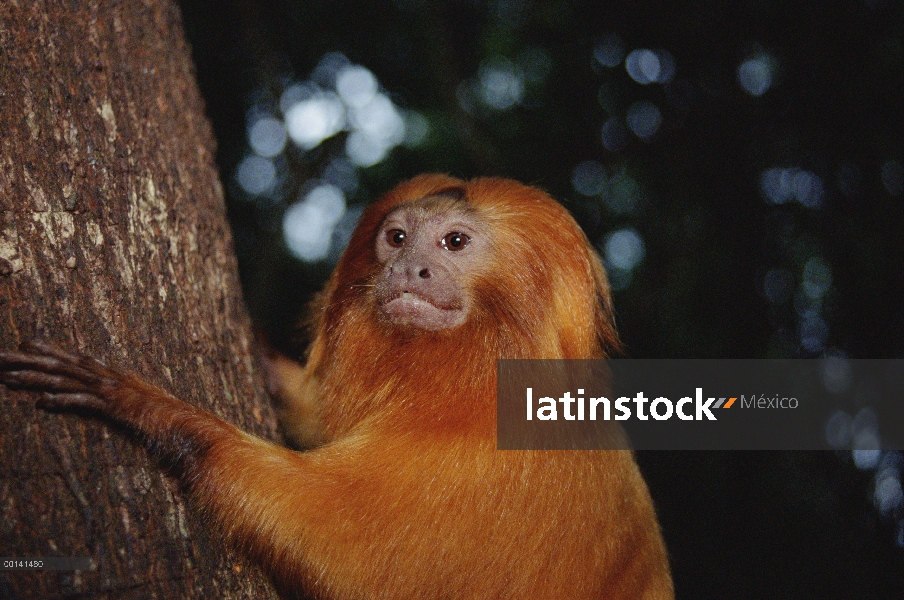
[{"left": 0, "top": 2, "right": 280, "bottom": 598}]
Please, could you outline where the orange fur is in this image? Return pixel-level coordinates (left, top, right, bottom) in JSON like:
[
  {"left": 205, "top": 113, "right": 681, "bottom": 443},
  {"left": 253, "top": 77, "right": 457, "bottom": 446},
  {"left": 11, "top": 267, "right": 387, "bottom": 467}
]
[{"left": 0, "top": 175, "right": 673, "bottom": 599}]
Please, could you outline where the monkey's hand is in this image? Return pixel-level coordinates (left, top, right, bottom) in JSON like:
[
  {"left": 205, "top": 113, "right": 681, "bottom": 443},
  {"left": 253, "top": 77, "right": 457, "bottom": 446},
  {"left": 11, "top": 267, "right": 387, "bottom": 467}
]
[
  {"left": 253, "top": 333, "right": 326, "bottom": 449},
  {"left": 0, "top": 341, "right": 238, "bottom": 468},
  {"left": 0, "top": 341, "right": 137, "bottom": 414}
]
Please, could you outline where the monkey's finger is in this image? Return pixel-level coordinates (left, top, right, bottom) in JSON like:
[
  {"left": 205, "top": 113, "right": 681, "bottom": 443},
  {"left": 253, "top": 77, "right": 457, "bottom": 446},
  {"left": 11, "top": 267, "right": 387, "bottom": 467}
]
[
  {"left": 21, "top": 340, "right": 118, "bottom": 380},
  {"left": 20, "top": 340, "right": 79, "bottom": 358},
  {"left": 0, "top": 348, "right": 104, "bottom": 385},
  {"left": 35, "top": 392, "right": 106, "bottom": 412},
  {"left": 0, "top": 370, "right": 93, "bottom": 393}
]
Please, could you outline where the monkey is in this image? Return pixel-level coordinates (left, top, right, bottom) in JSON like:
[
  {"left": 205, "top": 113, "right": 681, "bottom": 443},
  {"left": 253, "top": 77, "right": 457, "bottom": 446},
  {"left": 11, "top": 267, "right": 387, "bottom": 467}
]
[{"left": 0, "top": 175, "right": 674, "bottom": 599}]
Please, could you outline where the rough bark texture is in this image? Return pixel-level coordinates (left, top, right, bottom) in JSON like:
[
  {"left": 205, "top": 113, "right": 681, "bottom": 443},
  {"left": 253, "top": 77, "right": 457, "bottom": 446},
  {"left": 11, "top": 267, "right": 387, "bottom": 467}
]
[{"left": 0, "top": 1, "right": 280, "bottom": 598}]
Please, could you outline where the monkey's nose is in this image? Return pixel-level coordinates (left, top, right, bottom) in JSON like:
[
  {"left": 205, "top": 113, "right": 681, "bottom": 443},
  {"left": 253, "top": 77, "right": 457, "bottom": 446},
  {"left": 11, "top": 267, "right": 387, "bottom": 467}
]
[{"left": 418, "top": 268, "right": 431, "bottom": 279}]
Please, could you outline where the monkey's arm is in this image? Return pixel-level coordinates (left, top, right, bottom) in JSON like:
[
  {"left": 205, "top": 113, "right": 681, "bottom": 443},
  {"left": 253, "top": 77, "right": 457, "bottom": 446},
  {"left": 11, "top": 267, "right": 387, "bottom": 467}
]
[{"left": 0, "top": 342, "right": 343, "bottom": 594}]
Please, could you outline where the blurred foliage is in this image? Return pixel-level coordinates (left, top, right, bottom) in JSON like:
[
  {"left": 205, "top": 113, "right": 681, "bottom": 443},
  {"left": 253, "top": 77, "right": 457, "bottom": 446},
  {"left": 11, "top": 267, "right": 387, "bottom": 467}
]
[{"left": 178, "top": 0, "right": 904, "bottom": 597}]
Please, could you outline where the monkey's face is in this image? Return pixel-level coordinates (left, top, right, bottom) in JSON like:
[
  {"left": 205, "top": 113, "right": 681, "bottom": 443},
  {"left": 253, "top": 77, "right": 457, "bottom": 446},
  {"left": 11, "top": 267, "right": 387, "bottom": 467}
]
[{"left": 373, "top": 197, "right": 487, "bottom": 332}]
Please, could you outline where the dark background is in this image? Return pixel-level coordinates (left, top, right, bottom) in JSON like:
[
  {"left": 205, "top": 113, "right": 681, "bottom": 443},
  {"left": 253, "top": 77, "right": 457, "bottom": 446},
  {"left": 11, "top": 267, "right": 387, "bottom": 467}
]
[{"left": 177, "top": 0, "right": 904, "bottom": 597}]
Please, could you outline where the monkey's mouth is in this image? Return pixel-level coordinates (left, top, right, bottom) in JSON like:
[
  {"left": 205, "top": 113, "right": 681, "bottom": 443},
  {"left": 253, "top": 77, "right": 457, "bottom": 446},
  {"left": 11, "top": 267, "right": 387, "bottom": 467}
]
[{"left": 380, "top": 292, "right": 466, "bottom": 331}]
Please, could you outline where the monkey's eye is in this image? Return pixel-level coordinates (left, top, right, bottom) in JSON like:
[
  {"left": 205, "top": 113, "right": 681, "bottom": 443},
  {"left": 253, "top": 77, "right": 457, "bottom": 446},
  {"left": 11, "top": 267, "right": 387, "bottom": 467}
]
[
  {"left": 386, "top": 229, "right": 406, "bottom": 247},
  {"left": 441, "top": 232, "right": 470, "bottom": 251}
]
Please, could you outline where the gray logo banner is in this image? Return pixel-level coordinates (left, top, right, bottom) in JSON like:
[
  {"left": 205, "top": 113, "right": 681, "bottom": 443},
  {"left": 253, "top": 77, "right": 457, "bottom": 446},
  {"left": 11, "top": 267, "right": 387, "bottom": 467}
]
[{"left": 496, "top": 359, "right": 904, "bottom": 450}]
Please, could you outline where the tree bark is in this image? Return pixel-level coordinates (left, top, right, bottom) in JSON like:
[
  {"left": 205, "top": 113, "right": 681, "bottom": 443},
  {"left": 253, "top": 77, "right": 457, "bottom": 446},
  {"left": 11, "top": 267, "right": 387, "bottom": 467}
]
[{"left": 0, "top": 2, "right": 280, "bottom": 598}]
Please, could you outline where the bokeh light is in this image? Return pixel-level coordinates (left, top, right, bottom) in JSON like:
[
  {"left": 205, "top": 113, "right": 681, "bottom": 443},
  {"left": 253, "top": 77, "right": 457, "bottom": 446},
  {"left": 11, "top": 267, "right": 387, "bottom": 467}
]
[
  {"left": 799, "top": 310, "right": 829, "bottom": 353},
  {"left": 737, "top": 54, "right": 775, "bottom": 96},
  {"left": 603, "top": 228, "right": 646, "bottom": 292},
  {"left": 625, "top": 49, "right": 659, "bottom": 84},
  {"left": 282, "top": 183, "right": 347, "bottom": 262},
  {"left": 236, "top": 155, "right": 276, "bottom": 196},
  {"left": 802, "top": 256, "right": 832, "bottom": 300},
  {"left": 852, "top": 407, "right": 882, "bottom": 469},
  {"left": 826, "top": 409, "right": 853, "bottom": 448},
  {"left": 821, "top": 355, "right": 853, "bottom": 394},
  {"left": 625, "top": 49, "right": 674, "bottom": 85},
  {"left": 602, "top": 171, "right": 642, "bottom": 215},
  {"left": 759, "top": 167, "right": 824, "bottom": 208},
  {"left": 284, "top": 91, "right": 346, "bottom": 150},
  {"left": 626, "top": 101, "right": 662, "bottom": 140},
  {"left": 335, "top": 65, "right": 378, "bottom": 108},
  {"left": 601, "top": 117, "right": 629, "bottom": 152},
  {"left": 875, "top": 465, "right": 904, "bottom": 516},
  {"left": 346, "top": 94, "right": 406, "bottom": 167},
  {"left": 311, "top": 51, "right": 351, "bottom": 88},
  {"left": 248, "top": 116, "right": 288, "bottom": 158},
  {"left": 654, "top": 51, "right": 675, "bottom": 83},
  {"left": 594, "top": 33, "right": 624, "bottom": 68},
  {"left": 854, "top": 448, "right": 883, "bottom": 470},
  {"left": 478, "top": 56, "right": 525, "bottom": 110},
  {"left": 605, "top": 228, "right": 645, "bottom": 271},
  {"left": 572, "top": 160, "right": 607, "bottom": 196}
]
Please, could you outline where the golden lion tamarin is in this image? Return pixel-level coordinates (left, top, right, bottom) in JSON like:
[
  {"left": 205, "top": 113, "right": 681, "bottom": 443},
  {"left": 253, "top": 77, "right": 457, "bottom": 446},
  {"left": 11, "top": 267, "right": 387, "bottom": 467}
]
[{"left": 0, "top": 175, "right": 673, "bottom": 599}]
